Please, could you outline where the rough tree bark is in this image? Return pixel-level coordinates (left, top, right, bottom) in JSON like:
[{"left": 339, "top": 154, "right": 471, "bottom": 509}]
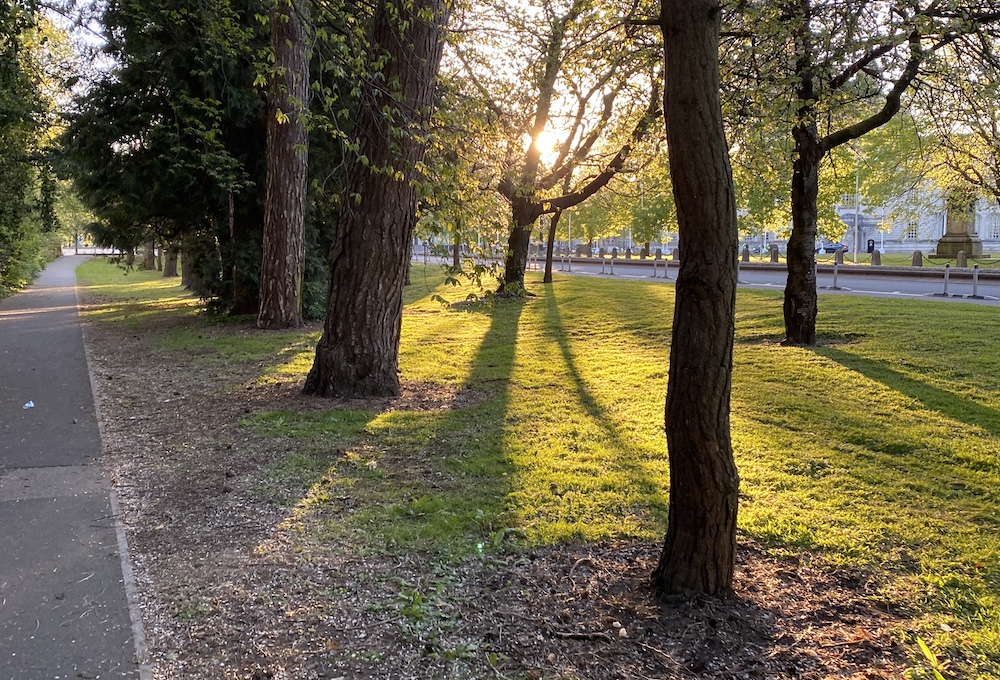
[
  {"left": 303, "top": 0, "right": 450, "bottom": 397},
  {"left": 257, "top": 0, "right": 309, "bottom": 329},
  {"left": 651, "top": 0, "right": 740, "bottom": 597}
]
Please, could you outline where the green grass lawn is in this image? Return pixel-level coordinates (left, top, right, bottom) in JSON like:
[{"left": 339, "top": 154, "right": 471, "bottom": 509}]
[{"left": 77, "top": 257, "right": 1000, "bottom": 678}]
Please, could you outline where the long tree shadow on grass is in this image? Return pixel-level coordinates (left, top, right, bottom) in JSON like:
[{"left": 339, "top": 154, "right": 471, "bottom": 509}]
[
  {"left": 106, "top": 276, "right": 916, "bottom": 678},
  {"left": 816, "top": 345, "right": 1000, "bottom": 438},
  {"left": 253, "top": 296, "right": 527, "bottom": 556},
  {"left": 204, "top": 300, "right": 529, "bottom": 677},
  {"left": 540, "top": 287, "right": 668, "bottom": 516}
]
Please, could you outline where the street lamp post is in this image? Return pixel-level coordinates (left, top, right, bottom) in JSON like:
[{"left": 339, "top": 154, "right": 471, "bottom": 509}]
[
  {"left": 853, "top": 156, "right": 860, "bottom": 264},
  {"left": 567, "top": 211, "right": 572, "bottom": 272}
]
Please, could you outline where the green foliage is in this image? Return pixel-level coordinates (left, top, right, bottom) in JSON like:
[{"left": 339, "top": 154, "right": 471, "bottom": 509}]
[
  {"left": 62, "top": 0, "right": 342, "bottom": 317},
  {"left": 445, "top": 0, "right": 663, "bottom": 286},
  {"left": 62, "top": 0, "right": 261, "bottom": 227},
  {"left": 723, "top": 0, "right": 1000, "bottom": 264},
  {"left": 0, "top": 4, "right": 68, "bottom": 296}
]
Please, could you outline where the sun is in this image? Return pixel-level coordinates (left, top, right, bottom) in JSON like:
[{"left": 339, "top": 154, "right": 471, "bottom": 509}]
[{"left": 524, "top": 129, "right": 561, "bottom": 166}]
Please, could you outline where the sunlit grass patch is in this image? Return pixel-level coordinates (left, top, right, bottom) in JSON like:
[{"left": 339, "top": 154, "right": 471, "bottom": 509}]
[
  {"left": 77, "top": 257, "right": 194, "bottom": 301},
  {"left": 244, "top": 404, "right": 513, "bottom": 557},
  {"left": 76, "top": 258, "right": 200, "bottom": 328}
]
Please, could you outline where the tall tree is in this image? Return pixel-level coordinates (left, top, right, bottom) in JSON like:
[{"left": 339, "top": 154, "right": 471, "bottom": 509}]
[
  {"left": 452, "top": 0, "right": 661, "bottom": 293},
  {"left": 258, "top": 0, "right": 311, "bottom": 329},
  {"left": 651, "top": 0, "right": 740, "bottom": 595},
  {"left": 915, "top": 41, "right": 1000, "bottom": 202},
  {"left": 303, "top": 0, "right": 450, "bottom": 397},
  {"left": 0, "top": 4, "right": 67, "bottom": 295},
  {"left": 727, "top": 0, "right": 1000, "bottom": 345},
  {"left": 62, "top": 0, "right": 267, "bottom": 309}
]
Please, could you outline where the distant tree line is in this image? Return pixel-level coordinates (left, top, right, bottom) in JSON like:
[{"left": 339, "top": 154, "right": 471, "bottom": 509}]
[{"left": 0, "top": 2, "right": 67, "bottom": 297}]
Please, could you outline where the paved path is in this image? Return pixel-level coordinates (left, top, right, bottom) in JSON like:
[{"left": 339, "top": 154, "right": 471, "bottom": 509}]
[{"left": 0, "top": 256, "right": 142, "bottom": 679}]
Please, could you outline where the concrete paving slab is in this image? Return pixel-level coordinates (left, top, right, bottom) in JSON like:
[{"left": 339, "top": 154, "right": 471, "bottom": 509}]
[{"left": 0, "top": 490, "right": 136, "bottom": 679}]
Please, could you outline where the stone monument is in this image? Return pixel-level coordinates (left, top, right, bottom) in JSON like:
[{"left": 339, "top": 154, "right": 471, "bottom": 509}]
[{"left": 936, "top": 187, "right": 983, "bottom": 257}]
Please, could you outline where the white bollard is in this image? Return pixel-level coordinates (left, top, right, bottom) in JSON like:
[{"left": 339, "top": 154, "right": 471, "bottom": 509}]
[
  {"left": 936, "top": 264, "right": 950, "bottom": 297},
  {"left": 971, "top": 264, "right": 983, "bottom": 299}
]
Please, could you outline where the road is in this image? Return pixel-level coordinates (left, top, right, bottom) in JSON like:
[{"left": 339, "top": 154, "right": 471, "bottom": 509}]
[{"left": 531, "top": 256, "right": 1000, "bottom": 305}]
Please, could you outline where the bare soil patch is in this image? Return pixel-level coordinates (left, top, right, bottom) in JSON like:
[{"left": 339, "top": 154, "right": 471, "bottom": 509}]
[{"left": 82, "top": 309, "right": 911, "bottom": 679}]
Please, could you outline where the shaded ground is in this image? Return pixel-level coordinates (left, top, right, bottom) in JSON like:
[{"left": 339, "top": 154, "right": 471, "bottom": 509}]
[{"left": 81, "top": 298, "right": 911, "bottom": 679}]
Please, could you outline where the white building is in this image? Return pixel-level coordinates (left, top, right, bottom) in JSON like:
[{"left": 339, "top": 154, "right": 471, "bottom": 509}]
[{"left": 836, "top": 194, "right": 1000, "bottom": 254}]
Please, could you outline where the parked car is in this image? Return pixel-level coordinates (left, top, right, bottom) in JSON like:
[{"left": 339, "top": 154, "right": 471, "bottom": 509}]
[{"left": 815, "top": 242, "right": 847, "bottom": 253}]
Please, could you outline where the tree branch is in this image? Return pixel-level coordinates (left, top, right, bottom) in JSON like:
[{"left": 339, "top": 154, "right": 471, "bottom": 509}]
[
  {"left": 544, "top": 76, "right": 661, "bottom": 212},
  {"left": 821, "top": 30, "right": 923, "bottom": 151}
]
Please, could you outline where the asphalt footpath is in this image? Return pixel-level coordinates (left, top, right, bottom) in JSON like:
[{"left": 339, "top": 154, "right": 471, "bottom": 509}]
[{"left": 0, "top": 256, "right": 144, "bottom": 679}]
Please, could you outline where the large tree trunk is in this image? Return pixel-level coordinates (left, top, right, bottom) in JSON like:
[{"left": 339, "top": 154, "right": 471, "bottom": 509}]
[
  {"left": 304, "top": 0, "right": 449, "bottom": 398},
  {"left": 257, "top": 0, "right": 309, "bottom": 329},
  {"left": 652, "top": 0, "right": 740, "bottom": 597},
  {"left": 405, "top": 239, "right": 412, "bottom": 286},
  {"left": 501, "top": 198, "right": 542, "bottom": 292},
  {"left": 143, "top": 240, "right": 156, "bottom": 270}
]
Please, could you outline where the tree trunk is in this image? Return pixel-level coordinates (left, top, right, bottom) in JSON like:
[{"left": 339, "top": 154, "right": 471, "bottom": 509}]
[
  {"left": 501, "top": 198, "right": 542, "bottom": 292},
  {"left": 257, "top": 0, "right": 309, "bottom": 329},
  {"left": 304, "top": 0, "right": 450, "bottom": 398},
  {"left": 782, "top": 0, "right": 821, "bottom": 346},
  {"left": 405, "top": 239, "right": 412, "bottom": 286},
  {"left": 163, "top": 243, "right": 179, "bottom": 278},
  {"left": 652, "top": 0, "right": 740, "bottom": 597},
  {"left": 163, "top": 243, "right": 179, "bottom": 277},
  {"left": 543, "top": 210, "right": 563, "bottom": 284},
  {"left": 143, "top": 240, "right": 156, "bottom": 270},
  {"left": 784, "top": 121, "right": 821, "bottom": 345},
  {"left": 452, "top": 220, "right": 461, "bottom": 270}
]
